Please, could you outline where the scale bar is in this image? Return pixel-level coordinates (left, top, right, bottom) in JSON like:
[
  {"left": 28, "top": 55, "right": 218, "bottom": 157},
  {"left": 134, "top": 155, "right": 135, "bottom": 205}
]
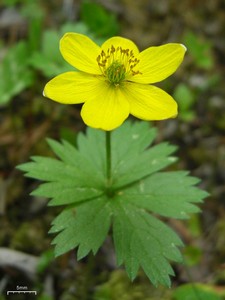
[{"left": 7, "top": 291, "right": 37, "bottom": 295}]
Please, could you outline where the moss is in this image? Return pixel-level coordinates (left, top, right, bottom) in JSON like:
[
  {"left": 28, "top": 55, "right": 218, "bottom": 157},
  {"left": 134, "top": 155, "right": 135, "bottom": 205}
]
[
  {"left": 10, "top": 221, "right": 48, "bottom": 253},
  {"left": 93, "top": 270, "right": 172, "bottom": 300}
]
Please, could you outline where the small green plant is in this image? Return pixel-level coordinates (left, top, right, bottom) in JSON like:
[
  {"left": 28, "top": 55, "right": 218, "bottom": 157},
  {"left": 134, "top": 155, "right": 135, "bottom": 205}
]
[
  {"left": 183, "top": 31, "right": 214, "bottom": 70},
  {"left": 18, "top": 32, "right": 208, "bottom": 287},
  {"left": 174, "top": 283, "right": 222, "bottom": 300},
  {"left": 2, "top": 0, "right": 22, "bottom": 6},
  {"left": 29, "top": 22, "right": 104, "bottom": 78},
  {"left": 0, "top": 1, "right": 117, "bottom": 105},
  {"left": 81, "top": 0, "right": 120, "bottom": 37},
  {"left": 173, "top": 83, "right": 196, "bottom": 121},
  {"left": 18, "top": 121, "right": 208, "bottom": 287},
  {"left": 21, "top": 0, "right": 44, "bottom": 52},
  {"left": 0, "top": 41, "right": 34, "bottom": 106}
]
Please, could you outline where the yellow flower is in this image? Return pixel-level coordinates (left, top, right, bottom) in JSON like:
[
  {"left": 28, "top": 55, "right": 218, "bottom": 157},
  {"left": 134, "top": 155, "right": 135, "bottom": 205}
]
[{"left": 43, "top": 33, "right": 186, "bottom": 131}]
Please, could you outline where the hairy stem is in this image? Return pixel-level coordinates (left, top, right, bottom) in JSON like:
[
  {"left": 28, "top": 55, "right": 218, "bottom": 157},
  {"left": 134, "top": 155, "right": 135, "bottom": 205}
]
[{"left": 106, "top": 131, "right": 112, "bottom": 187}]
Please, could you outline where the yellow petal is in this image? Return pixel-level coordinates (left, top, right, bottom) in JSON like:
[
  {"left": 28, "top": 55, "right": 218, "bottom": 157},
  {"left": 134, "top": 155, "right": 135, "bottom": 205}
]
[
  {"left": 130, "top": 44, "right": 186, "bottom": 84},
  {"left": 81, "top": 84, "right": 130, "bottom": 131},
  {"left": 101, "top": 36, "right": 139, "bottom": 56},
  {"left": 60, "top": 33, "right": 102, "bottom": 74},
  {"left": 43, "top": 72, "right": 105, "bottom": 104},
  {"left": 123, "top": 82, "right": 177, "bottom": 120}
]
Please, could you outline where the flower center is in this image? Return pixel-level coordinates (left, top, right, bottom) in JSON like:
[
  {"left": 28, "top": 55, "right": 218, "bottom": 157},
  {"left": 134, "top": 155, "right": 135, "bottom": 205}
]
[
  {"left": 105, "top": 61, "right": 126, "bottom": 84},
  {"left": 97, "top": 45, "right": 141, "bottom": 85}
]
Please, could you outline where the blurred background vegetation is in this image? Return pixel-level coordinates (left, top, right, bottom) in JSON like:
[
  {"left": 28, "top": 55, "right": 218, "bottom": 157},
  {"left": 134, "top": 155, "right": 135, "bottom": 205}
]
[{"left": 0, "top": 0, "right": 225, "bottom": 299}]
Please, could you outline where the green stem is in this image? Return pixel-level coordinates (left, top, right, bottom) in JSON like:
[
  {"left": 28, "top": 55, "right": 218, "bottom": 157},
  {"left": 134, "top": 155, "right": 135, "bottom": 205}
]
[{"left": 106, "top": 131, "right": 112, "bottom": 186}]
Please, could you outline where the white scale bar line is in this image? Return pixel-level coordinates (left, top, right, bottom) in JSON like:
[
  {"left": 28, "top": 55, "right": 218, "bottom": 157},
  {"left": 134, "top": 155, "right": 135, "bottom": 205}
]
[{"left": 7, "top": 291, "right": 37, "bottom": 295}]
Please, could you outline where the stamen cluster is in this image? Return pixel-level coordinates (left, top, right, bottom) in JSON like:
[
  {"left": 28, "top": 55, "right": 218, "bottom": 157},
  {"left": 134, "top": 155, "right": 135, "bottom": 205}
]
[{"left": 97, "top": 45, "right": 141, "bottom": 85}]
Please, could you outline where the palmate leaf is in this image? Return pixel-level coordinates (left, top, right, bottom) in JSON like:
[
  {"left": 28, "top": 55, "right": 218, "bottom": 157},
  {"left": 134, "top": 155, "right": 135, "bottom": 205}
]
[{"left": 18, "top": 121, "right": 208, "bottom": 287}]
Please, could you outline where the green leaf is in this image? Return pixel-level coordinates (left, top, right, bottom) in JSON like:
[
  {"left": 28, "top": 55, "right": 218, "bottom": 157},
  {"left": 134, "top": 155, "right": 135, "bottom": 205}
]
[
  {"left": 18, "top": 120, "right": 208, "bottom": 287},
  {"left": 109, "top": 122, "right": 177, "bottom": 188},
  {"left": 111, "top": 121, "right": 156, "bottom": 163},
  {"left": 18, "top": 139, "right": 105, "bottom": 206},
  {"left": 81, "top": 1, "right": 119, "bottom": 37},
  {"left": 77, "top": 127, "right": 106, "bottom": 175},
  {"left": 174, "top": 84, "right": 195, "bottom": 111},
  {"left": 173, "top": 83, "right": 196, "bottom": 122},
  {"left": 79, "top": 121, "right": 175, "bottom": 189},
  {"left": 112, "top": 142, "right": 177, "bottom": 188},
  {"left": 0, "top": 41, "right": 34, "bottom": 106},
  {"left": 2, "top": 0, "right": 21, "bottom": 6},
  {"left": 112, "top": 200, "right": 183, "bottom": 287},
  {"left": 51, "top": 197, "right": 111, "bottom": 258},
  {"left": 29, "top": 29, "right": 73, "bottom": 77},
  {"left": 18, "top": 139, "right": 104, "bottom": 184},
  {"left": 29, "top": 22, "right": 105, "bottom": 77},
  {"left": 122, "top": 171, "right": 208, "bottom": 219},
  {"left": 31, "top": 182, "right": 103, "bottom": 206},
  {"left": 37, "top": 249, "right": 55, "bottom": 274},
  {"left": 21, "top": 0, "right": 44, "bottom": 51},
  {"left": 183, "top": 31, "right": 214, "bottom": 69},
  {"left": 174, "top": 283, "right": 222, "bottom": 300}
]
